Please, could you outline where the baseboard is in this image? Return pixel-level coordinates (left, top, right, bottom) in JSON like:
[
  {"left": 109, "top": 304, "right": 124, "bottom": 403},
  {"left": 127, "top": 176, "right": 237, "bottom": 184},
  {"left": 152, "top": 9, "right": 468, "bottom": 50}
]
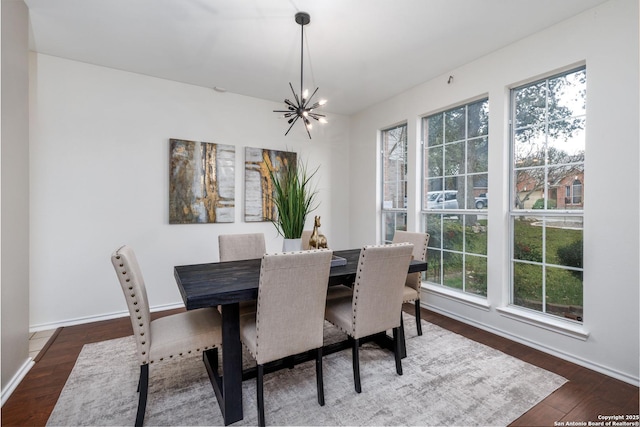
[
  {"left": 1, "top": 358, "right": 34, "bottom": 407},
  {"left": 29, "top": 302, "right": 185, "bottom": 332},
  {"left": 423, "top": 302, "right": 640, "bottom": 387}
]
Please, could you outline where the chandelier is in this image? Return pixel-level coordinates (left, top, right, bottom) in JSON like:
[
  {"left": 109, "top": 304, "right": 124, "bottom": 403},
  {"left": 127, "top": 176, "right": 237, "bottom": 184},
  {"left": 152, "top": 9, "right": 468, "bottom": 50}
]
[{"left": 274, "top": 12, "right": 327, "bottom": 139}]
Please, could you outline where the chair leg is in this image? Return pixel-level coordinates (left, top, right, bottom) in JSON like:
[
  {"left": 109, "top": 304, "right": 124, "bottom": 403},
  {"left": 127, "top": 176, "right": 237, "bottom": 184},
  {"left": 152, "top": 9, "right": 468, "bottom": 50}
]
[
  {"left": 352, "top": 338, "right": 361, "bottom": 393},
  {"left": 135, "top": 364, "right": 149, "bottom": 427},
  {"left": 415, "top": 299, "right": 423, "bottom": 336},
  {"left": 393, "top": 327, "right": 403, "bottom": 376},
  {"left": 315, "top": 347, "right": 325, "bottom": 406},
  {"left": 257, "top": 364, "right": 265, "bottom": 427},
  {"left": 398, "top": 313, "right": 407, "bottom": 359}
]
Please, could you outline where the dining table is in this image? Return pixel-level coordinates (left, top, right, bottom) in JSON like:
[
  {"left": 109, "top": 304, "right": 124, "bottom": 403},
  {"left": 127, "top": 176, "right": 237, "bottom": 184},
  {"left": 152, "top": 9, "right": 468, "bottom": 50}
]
[{"left": 174, "top": 248, "right": 428, "bottom": 426}]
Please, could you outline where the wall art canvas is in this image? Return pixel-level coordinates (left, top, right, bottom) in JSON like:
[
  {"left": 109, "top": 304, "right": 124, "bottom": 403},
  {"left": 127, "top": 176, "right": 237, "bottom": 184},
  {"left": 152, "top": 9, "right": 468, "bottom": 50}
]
[
  {"left": 244, "top": 147, "right": 297, "bottom": 222},
  {"left": 169, "top": 138, "right": 235, "bottom": 224}
]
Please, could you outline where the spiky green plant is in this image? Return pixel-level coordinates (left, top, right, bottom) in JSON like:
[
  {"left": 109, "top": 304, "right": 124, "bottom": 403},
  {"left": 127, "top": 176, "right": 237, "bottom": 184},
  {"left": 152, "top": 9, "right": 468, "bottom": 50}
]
[{"left": 268, "top": 159, "right": 319, "bottom": 239}]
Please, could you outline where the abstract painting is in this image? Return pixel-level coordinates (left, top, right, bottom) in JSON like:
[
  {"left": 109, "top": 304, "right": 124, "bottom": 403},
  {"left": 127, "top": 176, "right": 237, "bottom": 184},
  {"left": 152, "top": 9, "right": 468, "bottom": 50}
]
[
  {"left": 244, "top": 147, "right": 297, "bottom": 222},
  {"left": 169, "top": 138, "right": 235, "bottom": 223}
]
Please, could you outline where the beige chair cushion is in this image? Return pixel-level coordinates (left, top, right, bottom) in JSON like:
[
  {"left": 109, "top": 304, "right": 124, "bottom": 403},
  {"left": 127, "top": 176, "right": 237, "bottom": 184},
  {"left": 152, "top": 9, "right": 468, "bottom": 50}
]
[
  {"left": 402, "top": 285, "right": 420, "bottom": 303},
  {"left": 219, "top": 233, "right": 266, "bottom": 262},
  {"left": 149, "top": 308, "right": 222, "bottom": 363},
  {"left": 112, "top": 245, "right": 222, "bottom": 365},
  {"left": 325, "top": 243, "right": 414, "bottom": 340},
  {"left": 241, "top": 250, "right": 333, "bottom": 365}
]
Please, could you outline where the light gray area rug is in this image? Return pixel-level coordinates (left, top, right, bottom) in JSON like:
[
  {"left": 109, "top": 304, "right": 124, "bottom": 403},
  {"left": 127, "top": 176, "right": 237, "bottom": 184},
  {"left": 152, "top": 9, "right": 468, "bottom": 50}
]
[{"left": 47, "top": 314, "right": 566, "bottom": 426}]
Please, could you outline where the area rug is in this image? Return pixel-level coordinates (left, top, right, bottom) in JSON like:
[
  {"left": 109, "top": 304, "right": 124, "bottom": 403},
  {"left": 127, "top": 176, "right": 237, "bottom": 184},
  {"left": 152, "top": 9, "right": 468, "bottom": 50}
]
[{"left": 46, "top": 314, "right": 566, "bottom": 426}]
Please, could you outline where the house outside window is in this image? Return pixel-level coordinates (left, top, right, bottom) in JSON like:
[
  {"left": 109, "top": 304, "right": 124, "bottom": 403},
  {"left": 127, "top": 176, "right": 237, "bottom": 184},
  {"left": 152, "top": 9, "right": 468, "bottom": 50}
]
[
  {"left": 422, "top": 98, "right": 489, "bottom": 297},
  {"left": 381, "top": 124, "right": 407, "bottom": 244},
  {"left": 510, "top": 67, "right": 585, "bottom": 322}
]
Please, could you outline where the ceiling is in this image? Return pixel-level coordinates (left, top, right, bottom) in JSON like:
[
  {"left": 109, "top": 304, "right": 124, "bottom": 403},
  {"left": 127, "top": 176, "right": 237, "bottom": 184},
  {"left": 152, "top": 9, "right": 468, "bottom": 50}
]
[{"left": 24, "top": 0, "right": 608, "bottom": 116}]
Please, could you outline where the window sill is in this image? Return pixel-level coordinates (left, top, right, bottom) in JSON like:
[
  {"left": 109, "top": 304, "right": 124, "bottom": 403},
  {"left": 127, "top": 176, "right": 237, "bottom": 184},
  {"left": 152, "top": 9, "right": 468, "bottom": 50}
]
[
  {"left": 422, "top": 284, "right": 491, "bottom": 311},
  {"left": 496, "top": 305, "right": 589, "bottom": 341}
]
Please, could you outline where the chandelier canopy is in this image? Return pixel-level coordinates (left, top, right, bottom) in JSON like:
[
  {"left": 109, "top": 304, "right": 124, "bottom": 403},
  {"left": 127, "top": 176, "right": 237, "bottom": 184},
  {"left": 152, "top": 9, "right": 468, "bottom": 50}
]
[{"left": 273, "top": 12, "right": 327, "bottom": 139}]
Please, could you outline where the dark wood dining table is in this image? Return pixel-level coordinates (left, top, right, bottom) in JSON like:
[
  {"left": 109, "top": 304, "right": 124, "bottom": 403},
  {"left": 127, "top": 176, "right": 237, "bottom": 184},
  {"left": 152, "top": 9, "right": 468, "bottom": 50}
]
[{"left": 174, "top": 248, "right": 428, "bottom": 425}]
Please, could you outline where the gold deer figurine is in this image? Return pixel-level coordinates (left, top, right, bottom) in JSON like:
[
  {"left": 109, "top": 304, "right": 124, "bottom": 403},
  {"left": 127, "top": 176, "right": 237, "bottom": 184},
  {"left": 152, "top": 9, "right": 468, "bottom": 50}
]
[{"left": 309, "top": 216, "right": 328, "bottom": 249}]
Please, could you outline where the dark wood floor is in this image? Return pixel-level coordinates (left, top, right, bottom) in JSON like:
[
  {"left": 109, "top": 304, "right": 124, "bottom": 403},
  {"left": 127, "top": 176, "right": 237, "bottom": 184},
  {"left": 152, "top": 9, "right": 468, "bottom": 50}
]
[{"left": 2, "top": 306, "right": 638, "bottom": 426}]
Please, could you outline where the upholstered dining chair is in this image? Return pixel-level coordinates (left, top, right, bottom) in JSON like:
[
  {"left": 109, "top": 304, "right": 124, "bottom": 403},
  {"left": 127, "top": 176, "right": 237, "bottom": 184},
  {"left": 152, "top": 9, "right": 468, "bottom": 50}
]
[
  {"left": 218, "top": 233, "right": 266, "bottom": 315},
  {"left": 240, "top": 249, "right": 333, "bottom": 427},
  {"left": 324, "top": 243, "right": 414, "bottom": 393},
  {"left": 218, "top": 232, "right": 266, "bottom": 261},
  {"left": 392, "top": 230, "right": 430, "bottom": 336},
  {"left": 111, "top": 245, "right": 222, "bottom": 427}
]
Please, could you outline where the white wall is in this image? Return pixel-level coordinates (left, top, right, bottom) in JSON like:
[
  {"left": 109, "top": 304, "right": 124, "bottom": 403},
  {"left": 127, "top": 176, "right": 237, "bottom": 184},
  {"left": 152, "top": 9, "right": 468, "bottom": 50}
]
[
  {"left": 1, "top": 0, "right": 31, "bottom": 402},
  {"left": 29, "top": 53, "right": 350, "bottom": 329},
  {"left": 349, "top": 0, "right": 639, "bottom": 385}
]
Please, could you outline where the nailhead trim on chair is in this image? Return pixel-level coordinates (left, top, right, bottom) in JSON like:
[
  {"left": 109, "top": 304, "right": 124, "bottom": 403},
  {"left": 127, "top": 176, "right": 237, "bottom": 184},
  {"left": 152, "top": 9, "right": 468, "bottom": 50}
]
[{"left": 114, "top": 251, "right": 219, "bottom": 365}]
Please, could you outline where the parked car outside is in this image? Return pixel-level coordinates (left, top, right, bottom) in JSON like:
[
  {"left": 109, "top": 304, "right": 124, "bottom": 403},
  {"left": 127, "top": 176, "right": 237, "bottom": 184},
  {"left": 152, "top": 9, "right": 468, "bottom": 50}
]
[
  {"left": 427, "top": 190, "right": 459, "bottom": 209},
  {"left": 475, "top": 193, "right": 488, "bottom": 209}
]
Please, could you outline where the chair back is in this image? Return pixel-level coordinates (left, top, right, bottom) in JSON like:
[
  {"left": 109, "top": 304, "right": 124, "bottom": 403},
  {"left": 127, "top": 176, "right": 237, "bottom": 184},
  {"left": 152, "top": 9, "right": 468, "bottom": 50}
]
[
  {"left": 351, "top": 243, "right": 414, "bottom": 339},
  {"left": 392, "top": 231, "right": 430, "bottom": 291},
  {"left": 254, "top": 249, "right": 333, "bottom": 364},
  {"left": 111, "top": 245, "right": 152, "bottom": 365},
  {"left": 219, "top": 233, "right": 266, "bottom": 261}
]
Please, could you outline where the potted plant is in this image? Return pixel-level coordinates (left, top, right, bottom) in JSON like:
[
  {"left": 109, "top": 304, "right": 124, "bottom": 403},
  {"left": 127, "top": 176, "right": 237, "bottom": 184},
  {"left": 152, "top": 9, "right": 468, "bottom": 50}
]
[{"left": 268, "top": 158, "right": 319, "bottom": 250}]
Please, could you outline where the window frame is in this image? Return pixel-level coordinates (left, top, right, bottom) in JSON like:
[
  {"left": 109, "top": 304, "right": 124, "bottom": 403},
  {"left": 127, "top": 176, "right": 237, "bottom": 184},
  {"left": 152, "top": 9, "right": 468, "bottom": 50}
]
[
  {"left": 420, "top": 97, "right": 489, "bottom": 298},
  {"left": 380, "top": 123, "right": 408, "bottom": 244},
  {"left": 508, "top": 66, "right": 586, "bottom": 323}
]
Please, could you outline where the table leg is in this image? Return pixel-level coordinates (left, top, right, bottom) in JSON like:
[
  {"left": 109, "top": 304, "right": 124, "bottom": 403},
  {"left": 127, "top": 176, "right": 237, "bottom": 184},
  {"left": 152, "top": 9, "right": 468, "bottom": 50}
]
[{"left": 204, "top": 303, "right": 243, "bottom": 425}]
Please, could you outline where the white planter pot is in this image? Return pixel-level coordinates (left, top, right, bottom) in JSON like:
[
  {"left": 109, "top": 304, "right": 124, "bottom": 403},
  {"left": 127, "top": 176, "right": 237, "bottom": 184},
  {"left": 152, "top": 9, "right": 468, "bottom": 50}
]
[{"left": 282, "top": 238, "right": 302, "bottom": 252}]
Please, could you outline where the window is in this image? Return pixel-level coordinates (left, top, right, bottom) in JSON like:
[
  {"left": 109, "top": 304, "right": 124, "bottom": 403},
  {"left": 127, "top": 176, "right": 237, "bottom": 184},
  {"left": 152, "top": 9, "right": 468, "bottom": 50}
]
[
  {"left": 510, "top": 67, "right": 585, "bottom": 322},
  {"left": 422, "top": 98, "right": 489, "bottom": 297},
  {"left": 381, "top": 124, "right": 407, "bottom": 243}
]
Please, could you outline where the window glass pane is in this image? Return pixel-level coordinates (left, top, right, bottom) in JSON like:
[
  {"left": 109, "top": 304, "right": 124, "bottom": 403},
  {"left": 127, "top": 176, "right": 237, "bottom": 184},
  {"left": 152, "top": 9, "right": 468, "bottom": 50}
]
[
  {"left": 443, "top": 219, "right": 463, "bottom": 251},
  {"left": 514, "top": 127, "right": 545, "bottom": 167},
  {"left": 426, "top": 248, "right": 442, "bottom": 284},
  {"left": 445, "top": 107, "right": 465, "bottom": 143},
  {"left": 513, "top": 262, "right": 543, "bottom": 311},
  {"left": 444, "top": 177, "right": 460, "bottom": 193},
  {"left": 467, "top": 174, "right": 488, "bottom": 210},
  {"left": 548, "top": 118, "right": 585, "bottom": 163},
  {"left": 547, "top": 165, "right": 584, "bottom": 210},
  {"left": 468, "top": 99, "right": 489, "bottom": 138},
  {"left": 382, "top": 211, "right": 407, "bottom": 244},
  {"left": 443, "top": 252, "right": 463, "bottom": 289},
  {"left": 465, "top": 214, "right": 487, "bottom": 255},
  {"left": 425, "top": 213, "right": 443, "bottom": 285},
  {"left": 445, "top": 141, "right": 464, "bottom": 176},
  {"left": 513, "top": 217, "right": 543, "bottom": 263},
  {"left": 548, "top": 69, "right": 587, "bottom": 119},
  {"left": 425, "top": 213, "right": 442, "bottom": 250},
  {"left": 546, "top": 265, "right": 583, "bottom": 321},
  {"left": 515, "top": 168, "right": 545, "bottom": 210},
  {"left": 468, "top": 137, "right": 488, "bottom": 173},
  {"left": 426, "top": 114, "right": 444, "bottom": 147},
  {"left": 465, "top": 254, "right": 487, "bottom": 296},
  {"left": 382, "top": 125, "right": 407, "bottom": 209},
  {"left": 426, "top": 146, "right": 443, "bottom": 178},
  {"left": 514, "top": 80, "right": 547, "bottom": 129},
  {"left": 544, "top": 217, "right": 583, "bottom": 266}
]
